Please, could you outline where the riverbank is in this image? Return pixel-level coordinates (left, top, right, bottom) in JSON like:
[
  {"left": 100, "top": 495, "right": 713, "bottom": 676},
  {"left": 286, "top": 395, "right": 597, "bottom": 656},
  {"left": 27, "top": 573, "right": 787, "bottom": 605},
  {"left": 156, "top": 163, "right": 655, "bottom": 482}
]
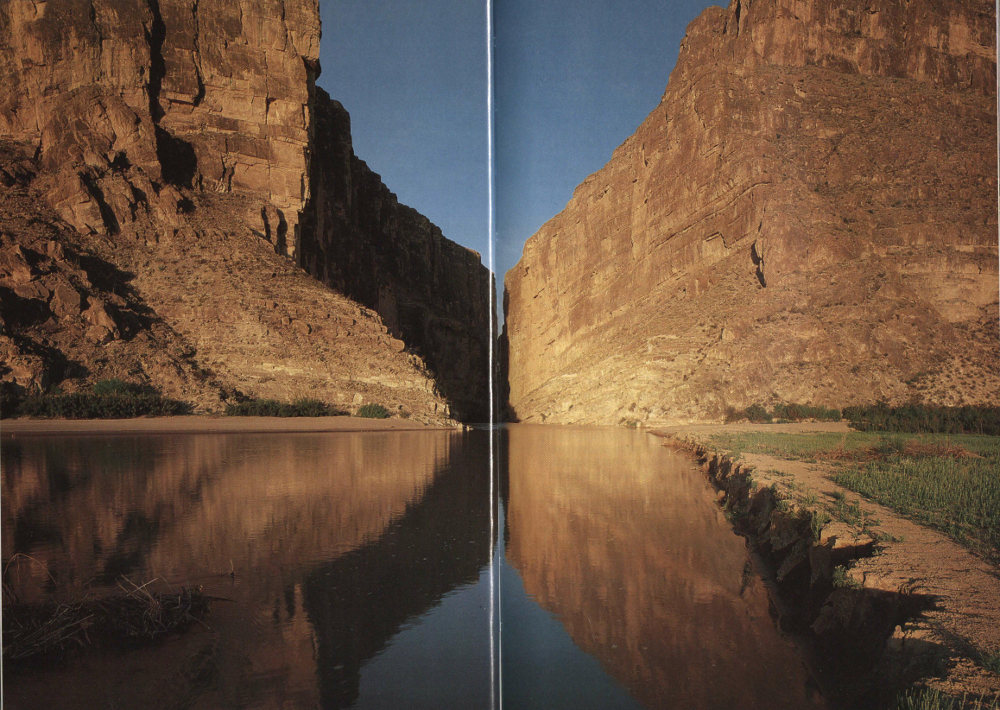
[
  {"left": 1, "top": 415, "right": 457, "bottom": 437},
  {"left": 652, "top": 422, "right": 1000, "bottom": 706}
]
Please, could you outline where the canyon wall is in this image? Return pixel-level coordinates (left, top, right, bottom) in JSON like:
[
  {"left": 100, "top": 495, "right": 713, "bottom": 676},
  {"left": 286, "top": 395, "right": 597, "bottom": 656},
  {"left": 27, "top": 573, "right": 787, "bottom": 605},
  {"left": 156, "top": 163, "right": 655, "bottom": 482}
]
[
  {"left": 0, "top": 0, "right": 319, "bottom": 245},
  {"left": 505, "top": 0, "right": 998, "bottom": 425},
  {"left": 0, "top": 0, "right": 489, "bottom": 420},
  {"left": 300, "top": 92, "right": 493, "bottom": 421}
]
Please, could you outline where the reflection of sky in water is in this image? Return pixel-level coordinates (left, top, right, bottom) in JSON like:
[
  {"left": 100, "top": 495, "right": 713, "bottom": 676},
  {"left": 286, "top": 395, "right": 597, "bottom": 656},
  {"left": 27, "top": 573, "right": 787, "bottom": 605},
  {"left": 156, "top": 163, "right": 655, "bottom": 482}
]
[
  {"left": 2, "top": 426, "right": 826, "bottom": 710},
  {"left": 356, "top": 572, "right": 492, "bottom": 709},
  {"left": 499, "top": 500, "right": 643, "bottom": 710}
]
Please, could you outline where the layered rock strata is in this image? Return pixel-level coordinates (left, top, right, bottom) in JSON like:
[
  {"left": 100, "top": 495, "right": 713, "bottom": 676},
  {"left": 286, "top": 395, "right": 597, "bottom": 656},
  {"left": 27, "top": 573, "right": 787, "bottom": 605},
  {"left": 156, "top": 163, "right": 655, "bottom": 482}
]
[
  {"left": 0, "top": 0, "right": 489, "bottom": 420},
  {"left": 0, "top": 0, "right": 319, "bottom": 247},
  {"left": 505, "top": 0, "right": 998, "bottom": 425}
]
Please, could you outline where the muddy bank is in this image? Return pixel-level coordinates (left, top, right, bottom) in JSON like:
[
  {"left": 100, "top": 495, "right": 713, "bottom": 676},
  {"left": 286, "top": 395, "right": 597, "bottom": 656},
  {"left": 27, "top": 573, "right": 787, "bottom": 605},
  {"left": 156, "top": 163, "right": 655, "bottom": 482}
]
[
  {"left": 0, "top": 415, "right": 456, "bottom": 437},
  {"left": 656, "top": 425, "right": 1000, "bottom": 708}
]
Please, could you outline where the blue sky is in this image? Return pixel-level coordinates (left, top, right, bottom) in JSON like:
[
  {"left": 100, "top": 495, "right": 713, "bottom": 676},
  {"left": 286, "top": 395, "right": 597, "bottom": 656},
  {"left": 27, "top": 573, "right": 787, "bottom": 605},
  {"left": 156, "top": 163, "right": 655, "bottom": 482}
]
[{"left": 319, "top": 1, "right": 719, "bottom": 302}]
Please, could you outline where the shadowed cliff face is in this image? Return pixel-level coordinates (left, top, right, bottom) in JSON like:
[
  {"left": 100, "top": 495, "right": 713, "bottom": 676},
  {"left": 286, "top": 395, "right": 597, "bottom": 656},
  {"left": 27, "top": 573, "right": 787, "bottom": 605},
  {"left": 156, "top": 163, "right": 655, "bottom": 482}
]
[
  {"left": 300, "top": 92, "right": 494, "bottom": 422},
  {"left": 0, "top": 0, "right": 490, "bottom": 419},
  {"left": 504, "top": 0, "right": 998, "bottom": 425}
]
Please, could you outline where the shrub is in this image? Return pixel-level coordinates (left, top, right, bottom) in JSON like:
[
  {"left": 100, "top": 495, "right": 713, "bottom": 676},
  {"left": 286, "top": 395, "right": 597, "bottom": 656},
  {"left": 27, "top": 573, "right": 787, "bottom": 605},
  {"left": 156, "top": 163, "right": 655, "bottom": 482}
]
[
  {"left": 290, "top": 398, "right": 332, "bottom": 417},
  {"left": 726, "top": 402, "right": 841, "bottom": 424},
  {"left": 845, "top": 403, "right": 1000, "bottom": 435},
  {"left": 15, "top": 381, "right": 191, "bottom": 419},
  {"left": 92, "top": 378, "right": 155, "bottom": 397},
  {"left": 225, "top": 399, "right": 286, "bottom": 417},
  {"left": 743, "top": 404, "right": 772, "bottom": 423},
  {"left": 356, "top": 403, "right": 390, "bottom": 419},
  {"left": 224, "top": 397, "right": 342, "bottom": 417}
]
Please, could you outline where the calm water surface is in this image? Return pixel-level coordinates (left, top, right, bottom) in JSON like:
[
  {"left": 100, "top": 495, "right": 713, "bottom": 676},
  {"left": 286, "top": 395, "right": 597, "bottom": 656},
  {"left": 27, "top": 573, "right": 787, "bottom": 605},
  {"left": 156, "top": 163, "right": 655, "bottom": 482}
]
[{"left": 2, "top": 425, "right": 825, "bottom": 709}]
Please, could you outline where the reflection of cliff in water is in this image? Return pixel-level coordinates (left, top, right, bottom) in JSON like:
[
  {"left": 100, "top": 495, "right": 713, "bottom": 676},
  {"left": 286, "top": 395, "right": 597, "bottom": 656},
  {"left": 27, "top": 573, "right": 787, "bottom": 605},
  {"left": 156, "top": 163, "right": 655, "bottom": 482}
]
[
  {"left": 2, "top": 430, "right": 486, "bottom": 709},
  {"left": 2, "top": 432, "right": 455, "bottom": 603},
  {"left": 302, "top": 433, "right": 491, "bottom": 709},
  {"left": 502, "top": 425, "right": 826, "bottom": 710}
]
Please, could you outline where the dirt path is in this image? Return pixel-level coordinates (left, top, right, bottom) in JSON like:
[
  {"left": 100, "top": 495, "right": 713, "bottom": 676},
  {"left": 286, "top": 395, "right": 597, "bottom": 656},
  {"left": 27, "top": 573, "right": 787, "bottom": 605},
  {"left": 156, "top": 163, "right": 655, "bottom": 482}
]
[{"left": 652, "top": 422, "right": 1000, "bottom": 699}]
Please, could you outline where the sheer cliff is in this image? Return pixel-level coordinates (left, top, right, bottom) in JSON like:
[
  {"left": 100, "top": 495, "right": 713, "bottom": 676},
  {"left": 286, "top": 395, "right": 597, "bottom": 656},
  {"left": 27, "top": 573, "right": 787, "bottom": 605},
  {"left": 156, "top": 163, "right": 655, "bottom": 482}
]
[
  {"left": 504, "top": 0, "right": 998, "bottom": 425},
  {"left": 0, "top": 0, "right": 489, "bottom": 421},
  {"left": 300, "top": 92, "right": 492, "bottom": 422}
]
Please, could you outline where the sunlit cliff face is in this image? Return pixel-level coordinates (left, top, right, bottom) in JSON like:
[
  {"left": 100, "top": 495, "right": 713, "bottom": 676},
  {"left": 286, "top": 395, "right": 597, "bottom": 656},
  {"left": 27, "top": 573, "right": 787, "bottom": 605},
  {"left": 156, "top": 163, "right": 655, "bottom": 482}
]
[
  {"left": 504, "top": 425, "right": 825, "bottom": 709},
  {"left": 504, "top": 0, "right": 998, "bottom": 425}
]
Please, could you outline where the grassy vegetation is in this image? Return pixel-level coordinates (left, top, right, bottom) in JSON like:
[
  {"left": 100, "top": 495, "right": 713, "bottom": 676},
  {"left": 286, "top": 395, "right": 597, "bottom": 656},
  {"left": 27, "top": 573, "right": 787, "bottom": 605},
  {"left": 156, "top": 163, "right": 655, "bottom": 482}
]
[
  {"left": 11, "top": 379, "right": 191, "bottom": 419},
  {"left": 356, "top": 403, "right": 390, "bottom": 419},
  {"left": 894, "top": 688, "right": 1000, "bottom": 710},
  {"left": 224, "top": 397, "right": 344, "bottom": 417},
  {"left": 833, "top": 446, "right": 1000, "bottom": 561},
  {"left": 708, "top": 430, "right": 1000, "bottom": 562},
  {"left": 724, "top": 402, "right": 842, "bottom": 423},
  {"left": 979, "top": 652, "right": 1000, "bottom": 675},
  {"left": 845, "top": 404, "right": 1000, "bottom": 436},
  {"left": 708, "top": 430, "right": 879, "bottom": 460}
]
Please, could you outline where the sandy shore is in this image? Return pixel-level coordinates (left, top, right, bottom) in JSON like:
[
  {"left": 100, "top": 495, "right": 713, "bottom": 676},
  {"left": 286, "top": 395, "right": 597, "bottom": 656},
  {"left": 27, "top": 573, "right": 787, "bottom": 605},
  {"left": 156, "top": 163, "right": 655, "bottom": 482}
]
[
  {"left": 1, "top": 415, "right": 457, "bottom": 437},
  {"left": 651, "top": 422, "right": 1000, "bottom": 699}
]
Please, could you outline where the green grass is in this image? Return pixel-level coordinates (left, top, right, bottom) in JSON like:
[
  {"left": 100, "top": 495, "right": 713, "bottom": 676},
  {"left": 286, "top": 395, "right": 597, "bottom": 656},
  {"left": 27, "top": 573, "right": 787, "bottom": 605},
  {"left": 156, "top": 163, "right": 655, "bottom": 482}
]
[
  {"left": 13, "top": 380, "right": 191, "bottom": 418},
  {"left": 834, "top": 452, "right": 1000, "bottom": 562},
  {"left": 709, "top": 431, "right": 1000, "bottom": 461},
  {"left": 708, "top": 430, "right": 879, "bottom": 460},
  {"left": 894, "top": 687, "right": 1000, "bottom": 710},
  {"left": 832, "top": 564, "right": 861, "bottom": 589},
  {"left": 355, "top": 403, "right": 390, "bottom": 419},
  {"left": 708, "top": 431, "right": 1000, "bottom": 561},
  {"left": 224, "top": 397, "right": 344, "bottom": 417}
]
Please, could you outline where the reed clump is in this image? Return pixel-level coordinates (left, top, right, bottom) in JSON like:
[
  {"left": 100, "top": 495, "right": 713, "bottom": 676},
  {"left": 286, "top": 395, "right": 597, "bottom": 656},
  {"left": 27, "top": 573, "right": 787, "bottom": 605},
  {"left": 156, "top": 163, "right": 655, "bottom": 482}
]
[{"left": 3, "top": 578, "right": 212, "bottom": 663}]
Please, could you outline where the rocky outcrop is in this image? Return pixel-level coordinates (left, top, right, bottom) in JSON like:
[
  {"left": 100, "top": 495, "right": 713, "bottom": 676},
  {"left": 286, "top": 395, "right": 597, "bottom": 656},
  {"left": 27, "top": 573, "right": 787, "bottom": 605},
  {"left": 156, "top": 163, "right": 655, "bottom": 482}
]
[
  {"left": 0, "top": 0, "right": 319, "bottom": 247},
  {"left": 0, "top": 0, "right": 489, "bottom": 420},
  {"left": 300, "top": 92, "right": 493, "bottom": 421},
  {"left": 504, "top": 0, "right": 998, "bottom": 425}
]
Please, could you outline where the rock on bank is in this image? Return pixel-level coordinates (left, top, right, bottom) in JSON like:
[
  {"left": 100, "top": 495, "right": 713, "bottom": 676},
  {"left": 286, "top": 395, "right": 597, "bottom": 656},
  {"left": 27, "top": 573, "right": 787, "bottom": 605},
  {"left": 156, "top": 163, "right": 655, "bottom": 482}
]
[{"left": 504, "top": 0, "right": 998, "bottom": 425}]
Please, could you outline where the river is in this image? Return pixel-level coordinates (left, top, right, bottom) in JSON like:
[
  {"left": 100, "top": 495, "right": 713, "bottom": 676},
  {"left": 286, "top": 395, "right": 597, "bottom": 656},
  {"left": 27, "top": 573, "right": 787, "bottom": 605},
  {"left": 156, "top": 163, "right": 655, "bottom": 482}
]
[{"left": 1, "top": 425, "right": 826, "bottom": 708}]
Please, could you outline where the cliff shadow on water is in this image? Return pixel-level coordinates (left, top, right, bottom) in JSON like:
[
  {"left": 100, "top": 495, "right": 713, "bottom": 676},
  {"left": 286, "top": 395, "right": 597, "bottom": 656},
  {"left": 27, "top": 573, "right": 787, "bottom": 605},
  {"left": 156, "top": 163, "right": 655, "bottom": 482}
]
[{"left": 301, "top": 432, "right": 493, "bottom": 709}]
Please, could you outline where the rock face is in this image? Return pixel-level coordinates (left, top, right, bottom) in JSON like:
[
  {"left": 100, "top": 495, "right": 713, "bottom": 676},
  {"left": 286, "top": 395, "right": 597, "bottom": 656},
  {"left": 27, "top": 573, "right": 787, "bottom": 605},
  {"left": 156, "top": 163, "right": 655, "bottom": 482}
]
[
  {"left": 0, "top": 0, "right": 490, "bottom": 420},
  {"left": 504, "top": 0, "right": 998, "bottom": 425},
  {"left": 300, "top": 92, "right": 493, "bottom": 421},
  {"left": 0, "top": 0, "right": 319, "bottom": 247}
]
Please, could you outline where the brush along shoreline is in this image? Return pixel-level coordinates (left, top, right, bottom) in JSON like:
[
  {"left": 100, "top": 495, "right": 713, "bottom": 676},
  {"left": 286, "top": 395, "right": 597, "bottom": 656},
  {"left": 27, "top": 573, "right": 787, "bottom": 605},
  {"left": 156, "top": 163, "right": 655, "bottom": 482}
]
[{"left": 652, "top": 422, "right": 1000, "bottom": 707}]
